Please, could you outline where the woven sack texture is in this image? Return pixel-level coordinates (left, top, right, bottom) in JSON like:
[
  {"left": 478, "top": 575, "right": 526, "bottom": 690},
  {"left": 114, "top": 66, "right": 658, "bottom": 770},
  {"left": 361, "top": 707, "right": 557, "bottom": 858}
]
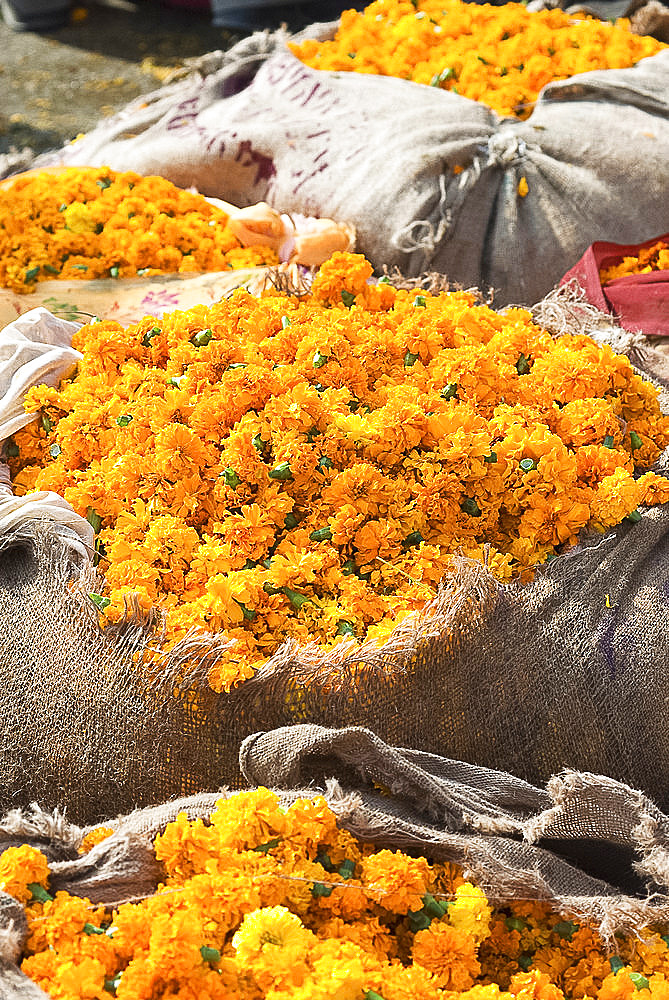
[
  {"left": 22, "top": 20, "right": 669, "bottom": 305},
  {"left": 1, "top": 289, "right": 669, "bottom": 830},
  {"left": 5, "top": 722, "right": 669, "bottom": 997}
]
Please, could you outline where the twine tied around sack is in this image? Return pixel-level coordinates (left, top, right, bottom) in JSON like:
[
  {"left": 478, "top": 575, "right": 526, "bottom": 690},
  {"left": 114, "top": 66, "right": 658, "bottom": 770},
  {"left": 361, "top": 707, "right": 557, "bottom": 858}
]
[{"left": 392, "top": 130, "right": 539, "bottom": 264}]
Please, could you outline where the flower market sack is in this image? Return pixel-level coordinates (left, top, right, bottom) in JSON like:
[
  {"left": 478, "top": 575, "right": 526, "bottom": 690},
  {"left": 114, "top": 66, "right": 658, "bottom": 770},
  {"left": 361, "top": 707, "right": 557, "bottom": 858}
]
[
  {"left": 2, "top": 726, "right": 669, "bottom": 1000},
  {"left": 2, "top": 281, "right": 669, "bottom": 828},
  {"left": 23, "top": 15, "right": 669, "bottom": 306},
  {"left": 560, "top": 232, "right": 669, "bottom": 337}
]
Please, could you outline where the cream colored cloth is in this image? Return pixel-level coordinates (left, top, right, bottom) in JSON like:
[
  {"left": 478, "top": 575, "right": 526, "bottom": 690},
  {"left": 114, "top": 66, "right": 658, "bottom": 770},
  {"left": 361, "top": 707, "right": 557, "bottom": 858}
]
[
  {"left": 0, "top": 308, "right": 94, "bottom": 559},
  {"left": 0, "top": 307, "right": 82, "bottom": 440},
  {"left": 0, "top": 461, "right": 94, "bottom": 560}
]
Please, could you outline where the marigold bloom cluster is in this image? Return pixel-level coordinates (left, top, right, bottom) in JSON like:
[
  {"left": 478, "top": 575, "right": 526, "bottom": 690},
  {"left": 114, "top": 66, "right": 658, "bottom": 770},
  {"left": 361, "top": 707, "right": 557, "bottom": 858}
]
[
  {"left": 0, "top": 167, "right": 279, "bottom": 293},
  {"left": 10, "top": 252, "right": 669, "bottom": 691},
  {"left": 600, "top": 240, "right": 669, "bottom": 284},
  {"left": 290, "top": 0, "right": 666, "bottom": 120},
  {"left": 8, "top": 788, "right": 669, "bottom": 1000}
]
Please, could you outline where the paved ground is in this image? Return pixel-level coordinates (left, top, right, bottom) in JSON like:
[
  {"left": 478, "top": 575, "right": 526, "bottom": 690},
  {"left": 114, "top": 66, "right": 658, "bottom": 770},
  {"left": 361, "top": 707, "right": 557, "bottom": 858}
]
[{"left": 0, "top": 0, "right": 242, "bottom": 163}]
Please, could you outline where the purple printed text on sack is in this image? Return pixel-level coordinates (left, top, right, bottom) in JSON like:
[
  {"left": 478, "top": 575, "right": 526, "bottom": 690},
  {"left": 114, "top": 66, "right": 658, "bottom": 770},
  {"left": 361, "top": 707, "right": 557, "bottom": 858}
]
[
  {"left": 262, "top": 55, "right": 344, "bottom": 116},
  {"left": 233, "top": 141, "right": 276, "bottom": 186},
  {"left": 166, "top": 95, "right": 204, "bottom": 133}
]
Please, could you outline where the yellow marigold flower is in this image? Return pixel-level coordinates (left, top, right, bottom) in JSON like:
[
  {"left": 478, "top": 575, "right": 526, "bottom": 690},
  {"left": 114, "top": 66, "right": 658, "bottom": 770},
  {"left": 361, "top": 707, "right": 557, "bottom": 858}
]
[
  {"left": 78, "top": 827, "right": 114, "bottom": 854},
  {"left": 17, "top": 251, "right": 669, "bottom": 689},
  {"left": 463, "top": 986, "right": 514, "bottom": 1000},
  {"left": 0, "top": 166, "right": 279, "bottom": 293},
  {"left": 590, "top": 467, "right": 643, "bottom": 529},
  {"left": 310, "top": 250, "right": 374, "bottom": 306},
  {"left": 316, "top": 915, "right": 397, "bottom": 961},
  {"left": 29, "top": 892, "right": 106, "bottom": 955},
  {"left": 638, "top": 471, "right": 669, "bottom": 507},
  {"left": 556, "top": 398, "right": 622, "bottom": 450},
  {"left": 598, "top": 970, "right": 638, "bottom": 1000},
  {"left": 510, "top": 968, "right": 566, "bottom": 1000},
  {"left": 11, "top": 464, "right": 41, "bottom": 496},
  {"left": 600, "top": 239, "right": 669, "bottom": 283},
  {"left": 62, "top": 201, "right": 97, "bottom": 234},
  {"left": 0, "top": 845, "right": 49, "bottom": 904},
  {"left": 21, "top": 951, "right": 60, "bottom": 994},
  {"left": 232, "top": 906, "right": 313, "bottom": 991},
  {"left": 298, "top": 938, "right": 371, "bottom": 1000},
  {"left": 518, "top": 177, "right": 529, "bottom": 198},
  {"left": 449, "top": 883, "right": 493, "bottom": 945},
  {"left": 369, "top": 961, "right": 446, "bottom": 998},
  {"left": 45, "top": 954, "right": 107, "bottom": 999},
  {"left": 282, "top": 796, "right": 341, "bottom": 856},
  {"left": 154, "top": 811, "right": 220, "bottom": 881},
  {"left": 11, "top": 786, "right": 669, "bottom": 1000},
  {"left": 210, "top": 787, "right": 286, "bottom": 852}
]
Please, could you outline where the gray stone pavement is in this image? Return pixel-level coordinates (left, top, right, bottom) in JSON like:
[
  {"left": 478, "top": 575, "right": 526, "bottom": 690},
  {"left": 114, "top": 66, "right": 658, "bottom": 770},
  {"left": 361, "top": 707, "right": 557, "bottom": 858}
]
[{"left": 0, "top": 1, "right": 240, "bottom": 164}]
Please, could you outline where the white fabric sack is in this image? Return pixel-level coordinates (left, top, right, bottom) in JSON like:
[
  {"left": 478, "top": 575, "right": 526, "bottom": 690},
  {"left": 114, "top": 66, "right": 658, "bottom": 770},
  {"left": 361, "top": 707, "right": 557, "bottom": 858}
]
[
  {"left": 0, "top": 308, "right": 81, "bottom": 441},
  {"left": 0, "top": 309, "right": 93, "bottom": 558},
  {"left": 33, "top": 26, "right": 669, "bottom": 305}
]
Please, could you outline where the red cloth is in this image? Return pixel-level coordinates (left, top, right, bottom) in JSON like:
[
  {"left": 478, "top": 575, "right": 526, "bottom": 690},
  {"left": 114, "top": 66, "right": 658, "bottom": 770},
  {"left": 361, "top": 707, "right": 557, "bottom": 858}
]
[{"left": 560, "top": 233, "right": 669, "bottom": 338}]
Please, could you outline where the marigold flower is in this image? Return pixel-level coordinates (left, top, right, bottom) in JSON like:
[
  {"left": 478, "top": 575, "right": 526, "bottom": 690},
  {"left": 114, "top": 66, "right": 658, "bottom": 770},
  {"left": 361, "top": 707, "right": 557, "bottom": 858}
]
[
  {"left": 13, "top": 251, "right": 669, "bottom": 691},
  {"left": 9, "top": 788, "right": 669, "bottom": 1000},
  {"left": 0, "top": 845, "right": 50, "bottom": 904},
  {"left": 360, "top": 849, "right": 432, "bottom": 914},
  {"left": 600, "top": 240, "right": 669, "bottom": 283},
  {"left": 290, "top": 0, "right": 666, "bottom": 121},
  {"left": 412, "top": 921, "right": 481, "bottom": 989},
  {"left": 232, "top": 906, "right": 313, "bottom": 991},
  {"left": 449, "top": 883, "right": 493, "bottom": 945},
  {"left": 0, "top": 167, "right": 279, "bottom": 293}
]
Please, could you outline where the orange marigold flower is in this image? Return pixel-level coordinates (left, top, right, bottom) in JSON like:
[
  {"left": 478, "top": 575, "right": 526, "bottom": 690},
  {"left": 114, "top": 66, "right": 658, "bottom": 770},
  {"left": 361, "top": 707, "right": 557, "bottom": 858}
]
[
  {"left": 412, "top": 921, "right": 481, "bottom": 990},
  {"left": 15, "top": 252, "right": 669, "bottom": 690},
  {"left": 360, "top": 849, "right": 432, "bottom": 914},
  {"left": 0, "top": 167, "right": 279, "bottom": 293},
  {"left": 590, "top": 467, "right": 643, "bottom": 529},
  {"left": 290, "top": 0, "right": 666, "bottom": 121},
  {"left": 0, "top": 845, "right": 49, "bottom": 904}
]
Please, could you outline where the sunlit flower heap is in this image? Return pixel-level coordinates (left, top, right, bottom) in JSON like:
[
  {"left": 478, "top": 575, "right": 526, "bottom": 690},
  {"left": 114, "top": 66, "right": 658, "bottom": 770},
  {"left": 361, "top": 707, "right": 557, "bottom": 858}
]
[
  {"left": 9, "top": 251, "right": 669, "bottom": 691},
  {"left": 4, "top": 787, "right": 669, "bottom": 1000},
  {"left": 0, "top": 167, "right": 278, "bottom": 293},
  {"left": 600, "top": 239, "right": 669, "bottom": 284},
  {"left": 290, "top": 0, "right": 666, "bottom": 120}
]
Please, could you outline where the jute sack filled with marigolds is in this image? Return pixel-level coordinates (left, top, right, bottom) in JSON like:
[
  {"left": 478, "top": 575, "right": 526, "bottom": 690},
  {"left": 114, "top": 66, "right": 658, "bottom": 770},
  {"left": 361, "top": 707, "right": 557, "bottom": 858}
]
[
  {"left": 3, "top": 728, "right": 669, "bottom": 998},
  {"left": 2, "top": 250, "right": 669, "bottom": 828},
  {"left": 24, "top": 0, "right": 669, "bottom": 305}
]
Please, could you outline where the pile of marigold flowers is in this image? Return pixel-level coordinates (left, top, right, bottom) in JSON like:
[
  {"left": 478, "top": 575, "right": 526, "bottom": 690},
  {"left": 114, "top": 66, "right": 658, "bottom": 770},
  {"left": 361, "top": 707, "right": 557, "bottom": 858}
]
[
  {"left": 8, "top": 251, "right": 669, "bottom": 691},
  {"left": 600, "top": 239, "right": 669, "bottom": 284},
  {"left": 290, "top": 0, "right": 666, "bottom": 120},
  {"left": 3, "top": 787, "right": 669, "bottom": 1000},
  {"left": 0, "top": 167, "right": 279, "bottom": 294}
]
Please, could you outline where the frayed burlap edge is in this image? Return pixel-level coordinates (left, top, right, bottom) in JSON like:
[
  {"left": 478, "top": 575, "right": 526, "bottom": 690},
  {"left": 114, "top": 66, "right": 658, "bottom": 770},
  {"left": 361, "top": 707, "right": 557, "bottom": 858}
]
[
  {"left": 532, "top": 281, "right": 669, "bottom": 389},
  {"left": 2, "top": 279, "right": 667, "bottom": 763},
  {"left": 1, "top": 761, "right": 669, "bottom": 947}
]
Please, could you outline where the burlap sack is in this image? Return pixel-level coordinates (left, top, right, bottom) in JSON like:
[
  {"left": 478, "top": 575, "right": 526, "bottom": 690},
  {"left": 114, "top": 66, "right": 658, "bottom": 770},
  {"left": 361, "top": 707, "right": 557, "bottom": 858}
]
[
  {"left": 4, "top": 721, "right": 669, "bottom": 997},
  {"left": 1, "top": 286, "right": 669, "bottom": 830},
  {"left": 23, "top": 20, "right": 669, "bottom": 305}
]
